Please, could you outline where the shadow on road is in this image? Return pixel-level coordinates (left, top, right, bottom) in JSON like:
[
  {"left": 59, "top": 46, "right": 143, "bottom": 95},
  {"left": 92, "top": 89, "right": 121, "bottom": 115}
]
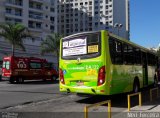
[
  {"left": 76, "top": 86, "right": 160, "bottom": 109},
  {"left": 17, "top": 80, "right": 59, "bottom": 85}
]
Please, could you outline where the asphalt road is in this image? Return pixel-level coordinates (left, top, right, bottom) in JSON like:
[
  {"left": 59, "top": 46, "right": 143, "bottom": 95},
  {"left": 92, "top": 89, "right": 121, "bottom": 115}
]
[
  {"left": 0, "top": 80, "right": 159, "bottom": 118},
  {"left": 0, "top": 80, "right": 62, "bottom": 109}
]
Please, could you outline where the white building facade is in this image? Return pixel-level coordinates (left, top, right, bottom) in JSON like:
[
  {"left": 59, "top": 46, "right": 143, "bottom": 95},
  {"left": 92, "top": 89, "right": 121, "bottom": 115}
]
[
  {"left": 0, "top": 0, "right": 130, "bottom": 65},
  {"left": 58, "top": 0, "right": 130, "bottom": 39},
  {"left": 0, "top": 0, "right": 58, "bottom": 63}
]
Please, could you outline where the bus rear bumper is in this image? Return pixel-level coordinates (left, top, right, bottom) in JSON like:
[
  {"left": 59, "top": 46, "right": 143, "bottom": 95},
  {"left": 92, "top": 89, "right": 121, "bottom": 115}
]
[{"left": 60, "top": 84, "right": 108, "bottom": 95}]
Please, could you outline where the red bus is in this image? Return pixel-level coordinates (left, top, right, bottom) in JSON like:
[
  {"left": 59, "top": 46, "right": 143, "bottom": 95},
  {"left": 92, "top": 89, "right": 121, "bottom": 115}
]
[{"left": 2, "top": 56, "right": 58, "bottom": 83}]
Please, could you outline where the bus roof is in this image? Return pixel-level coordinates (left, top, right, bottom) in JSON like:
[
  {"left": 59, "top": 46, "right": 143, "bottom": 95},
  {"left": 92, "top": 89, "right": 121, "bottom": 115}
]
[
  {"left": 108, "top": 32, "right": 157, "bottom": 55},
  {"left": 62, "top": 30, "right": 100, "bottom": 40},
  {"left": 62, "top": 30, "right": 157, "bottom": 56}
]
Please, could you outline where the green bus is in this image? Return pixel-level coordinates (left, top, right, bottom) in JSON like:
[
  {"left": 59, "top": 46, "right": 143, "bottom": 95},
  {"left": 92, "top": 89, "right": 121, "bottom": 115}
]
[{"left": 59, "top": 30, "right": 158, "bottom": 95}]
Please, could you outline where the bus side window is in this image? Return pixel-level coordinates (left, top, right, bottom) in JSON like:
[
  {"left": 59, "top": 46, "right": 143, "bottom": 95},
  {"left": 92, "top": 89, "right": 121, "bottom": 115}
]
[
  {"left": 134, "top": 48, "right": 141, "bottom": 65},
  {"left": 115, "top": 41, "right": 123, "bottom": 64},
  {"left": 147, "top": 53, "right": 157, "bottom": 66},
  {"left": 109, "top": 37, "right": 123, "bottom": 64},
  {"left": 123, "top": 44, "right": 134, "bottom": 65},
  {"left": 109, "top": 37, "right": 116, "bottom": 64}
]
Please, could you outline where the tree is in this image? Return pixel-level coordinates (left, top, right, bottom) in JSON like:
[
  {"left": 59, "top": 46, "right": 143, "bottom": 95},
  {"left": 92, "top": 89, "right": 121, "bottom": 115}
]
[
  {"left": 41, "top": 33, "right": 63, "bottom": 68},
  {"left": 0, "top": 23, "right": 30, "bottom": 56}
]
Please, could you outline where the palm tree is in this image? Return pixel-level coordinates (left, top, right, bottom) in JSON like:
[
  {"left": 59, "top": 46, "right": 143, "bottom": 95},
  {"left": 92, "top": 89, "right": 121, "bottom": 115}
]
[
  {"left": 41, "top": 33, "right": 63, "bottom": 68},
  {"left": 0, "top": 23, "right": 30, "bottom": 56}
]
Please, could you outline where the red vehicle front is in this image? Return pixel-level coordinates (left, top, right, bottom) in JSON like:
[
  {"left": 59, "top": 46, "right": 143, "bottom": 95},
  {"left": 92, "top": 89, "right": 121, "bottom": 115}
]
[{"left": 2, "top": 56, "right": 12, "bottom": 80}]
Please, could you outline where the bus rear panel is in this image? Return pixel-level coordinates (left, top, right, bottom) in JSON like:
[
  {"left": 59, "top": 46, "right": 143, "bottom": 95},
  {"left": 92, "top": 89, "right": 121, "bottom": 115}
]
[{"left": 59, "top": 31, "right": 110, "bottom": 95}]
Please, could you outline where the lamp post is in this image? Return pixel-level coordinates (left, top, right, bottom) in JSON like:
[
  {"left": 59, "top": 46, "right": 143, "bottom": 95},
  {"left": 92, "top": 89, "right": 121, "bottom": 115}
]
[{"left": 114, "top": 23, "right": 123, "bottom": 36}]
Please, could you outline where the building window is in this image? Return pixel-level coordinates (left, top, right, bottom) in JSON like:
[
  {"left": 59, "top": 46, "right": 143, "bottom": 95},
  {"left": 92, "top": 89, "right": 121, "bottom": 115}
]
[
  {"left": 50, "top": 25, "right": 54, "bottom": 31},
  {"left": 15, "top": 19, "right": 22, "bottom": 23},
  {"left": 95, "top": 6, "right": 98, "bottom": 9},
  {"left": 95, "top": 22, "right": 98, "bottom": 25},
  {"left": 15, "top": 9, "right": 22, "bottom": 16},
  {"left": 89, "top": 1, "right": 92, "bottom": 5},
  {"left": 50, "top": 8, "right": 54, "bottom": 12},
  {"left": 36, "top": 4, "right": 42, "bottom": 9},
  {"left": 95, "top": 11, "right": 98, "bottom": 14},
  {"left": 6, "top": 8, "right": 12, "bottom": 14},
  {"left": 50, "top": 17, "right": 54, "bottom": 22},
  {"left": 36, "top": 23, "right": 41, "bottom": 28},
  {"left": 75, "top": 3, "right": 78, "bottom": 6},
  {"left": 75, "top": 29, "right": 78, "bottom": 31}
]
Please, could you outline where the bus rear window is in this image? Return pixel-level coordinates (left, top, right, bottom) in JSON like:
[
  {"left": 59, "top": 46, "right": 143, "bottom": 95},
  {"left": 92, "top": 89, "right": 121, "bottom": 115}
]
[{"left": 62, "top": 33, "right": 101, "bottom": 59}]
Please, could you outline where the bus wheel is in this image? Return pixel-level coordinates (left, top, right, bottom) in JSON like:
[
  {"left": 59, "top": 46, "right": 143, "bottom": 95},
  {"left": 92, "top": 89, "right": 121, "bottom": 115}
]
[
  {"left": 9, "top": 77, "right": 14, "bottom": 84},
  {"left": 133, "top": 81, "right": 139, "bottom": 93}
]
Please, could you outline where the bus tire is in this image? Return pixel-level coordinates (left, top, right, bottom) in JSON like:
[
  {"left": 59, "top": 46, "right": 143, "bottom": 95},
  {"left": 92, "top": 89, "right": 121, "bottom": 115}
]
[{"left": 133, "top": 79, "right": 140, "bottom": 93}]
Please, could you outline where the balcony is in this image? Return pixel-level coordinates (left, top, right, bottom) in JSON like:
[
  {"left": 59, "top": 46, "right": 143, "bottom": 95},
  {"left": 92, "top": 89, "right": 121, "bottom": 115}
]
[
  {"left": 5, "top": 11, "right": 23, "bottom": 19},
  {"left": 30, "top": 0, "right": 44, "bottom": 3},
  {"left": 29, "top": 2, "right": 43, "bottom": 11},
  {"left": 5, "top": 17, "right": 22, "bottom": 24},
  {"left": 29, "top": 14, "right": 43, "bottom": 20},
  {"left": 5, "top": 0, "right": 23, "bottom": 7},
  {"left": 28, "top": 26, "right": 42, "bottom": 32},
  {"left": 29, "top": 6, "right": 43, "bottom": 11}
]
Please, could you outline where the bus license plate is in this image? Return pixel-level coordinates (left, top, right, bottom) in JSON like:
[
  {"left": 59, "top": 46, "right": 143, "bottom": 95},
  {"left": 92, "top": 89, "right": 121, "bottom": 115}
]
[{"left": 77, "top": 82, "right": 84, "bottom": 86}]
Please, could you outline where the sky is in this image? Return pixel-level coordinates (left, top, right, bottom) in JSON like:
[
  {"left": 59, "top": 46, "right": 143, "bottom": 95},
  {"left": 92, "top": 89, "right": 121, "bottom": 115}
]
[{"left": 130, "top": 0, "right": 160, "bottom": 48}]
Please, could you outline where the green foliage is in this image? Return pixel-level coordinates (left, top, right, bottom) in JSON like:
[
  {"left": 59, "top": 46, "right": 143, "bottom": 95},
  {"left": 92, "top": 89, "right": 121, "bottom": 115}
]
[
  {"left": 41, "top": 33, "right": 63, "bottom": 66},
  {"left": 0, "top": 23, "right": 30, "bottom": 56}
]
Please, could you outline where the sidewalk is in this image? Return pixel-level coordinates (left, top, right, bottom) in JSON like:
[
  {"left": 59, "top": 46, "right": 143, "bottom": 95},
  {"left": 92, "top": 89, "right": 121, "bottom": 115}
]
[
  {"left": 113, "top": 97, "right": 160, "bottom": 118},
  {"left": 113, "top": 85, "right": 160, "bottom": 118}
]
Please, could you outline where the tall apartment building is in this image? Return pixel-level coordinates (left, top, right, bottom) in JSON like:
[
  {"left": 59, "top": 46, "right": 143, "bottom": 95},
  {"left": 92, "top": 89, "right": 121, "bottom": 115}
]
[
  {"left": 58, "top": 0, "right": 130, "bottom": 39},
  {"left": 0, "top": 0, "right": 58, "bottom": 62}
]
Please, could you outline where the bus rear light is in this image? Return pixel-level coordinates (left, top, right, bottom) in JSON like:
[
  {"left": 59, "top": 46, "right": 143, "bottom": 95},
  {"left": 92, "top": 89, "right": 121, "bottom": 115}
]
[
  {"left": 100, "top": 90, "right": 105, "bottom": 93},
  {"left": 98, "top": 66, "right": 106, "bottom": 86},
  {"left": 59, "top": 68, "right": 65, "bottom": 84}
]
